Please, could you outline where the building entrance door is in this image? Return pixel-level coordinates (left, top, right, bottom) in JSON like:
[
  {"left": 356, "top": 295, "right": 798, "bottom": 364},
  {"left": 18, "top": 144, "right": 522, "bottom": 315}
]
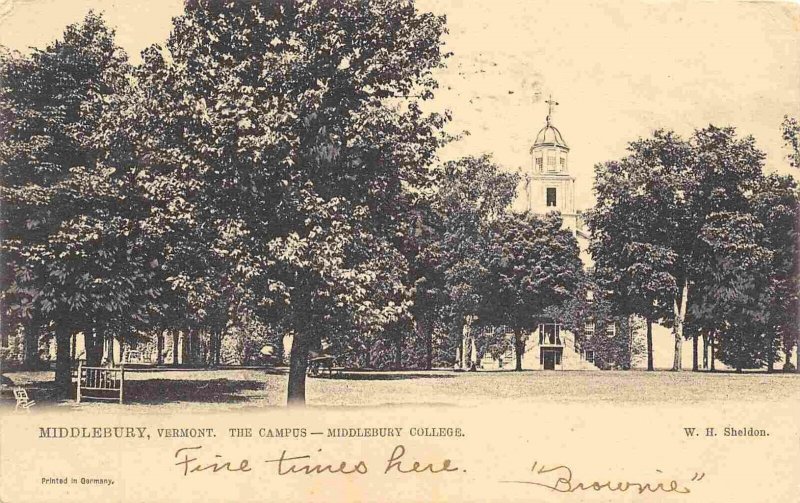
[{"left": 542, "top": 350, "right": 556, "bottom": 370}]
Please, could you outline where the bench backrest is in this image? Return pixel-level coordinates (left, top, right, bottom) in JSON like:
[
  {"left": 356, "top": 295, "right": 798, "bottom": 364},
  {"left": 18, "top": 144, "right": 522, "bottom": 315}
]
[
  {"left": 79, "top": 366, "right": 123, "bottom": 390},
  {"left": 122, "top": 350, "right": 142, "bottom": 363},
  {"left": 76, "top": 363, "right": 125, "bottom": 404}
]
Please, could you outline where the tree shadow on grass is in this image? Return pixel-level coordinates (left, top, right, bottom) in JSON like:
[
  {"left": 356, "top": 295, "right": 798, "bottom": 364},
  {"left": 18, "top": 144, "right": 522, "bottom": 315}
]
[
  {"left": 1, "top": 377, "right": 274, "bottom": 409},
  {"left": 124, "top": 378, "right": 266, "bottom": 405},
  {"left": 319, "top": 372, "right": 458, "bottom": 381},
  {"left": 129, "top": 366, "right": 288, "bottom": 375}
]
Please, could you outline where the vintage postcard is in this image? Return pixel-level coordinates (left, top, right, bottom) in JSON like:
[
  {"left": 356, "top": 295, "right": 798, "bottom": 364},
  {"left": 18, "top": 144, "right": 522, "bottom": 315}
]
[{"left": 1, "top": 0, "right": 799, "bottom": 501}]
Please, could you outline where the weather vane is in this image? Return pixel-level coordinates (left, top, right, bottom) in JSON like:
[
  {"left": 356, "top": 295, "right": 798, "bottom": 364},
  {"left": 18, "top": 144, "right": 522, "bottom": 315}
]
[{"left": 545, "top": 94, "right": 559, "bottom": 125}]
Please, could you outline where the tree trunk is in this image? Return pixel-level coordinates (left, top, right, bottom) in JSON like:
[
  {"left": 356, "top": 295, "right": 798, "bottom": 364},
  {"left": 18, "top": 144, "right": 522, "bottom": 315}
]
[
  {"left": 214, "top": 331, "right": 221, "bottom": 366},
  {"left": 702, "top": 333, "right": 708, "bottom": 370},
  {"left": 461, "top": 333, "right": 467, "bottom": 369},
  {"left": 185, "top": 329, "right": 193, "bottom": 366},
  {"left": 766, "top": 333, "right": 774, "bottom": 373},
  {"left": 692, "top": 333, "right": 698, "bottom": 371},
  {"left": 156, "top": 332, "right": 164, "bottom": 365},
  {"left": 23, "top": 317, "right": 40, "bottom": 369},
  {"left": 394, "top": 333, "right": 403, "bottom": 370},
  {"left": 646, "top": 318, "right": 654, "bottom": 371},
  {"left": 70, "top": 333, "right": 77, "bottom": 361},
  {"left": 1, "top": 321, "right": 8, "bottom": 348},
  {"left": 363, "top": 340, "right": 372, "bottom": 369},
  {"left": 54, "top": 324, "right": 72, "bottom": 398},
  {"left": 172, "top": 331, "right": 179, "bottom": 366},
  {"left": 514, "top": 331, "right": 523, "bottom": 371},
  {"left": 418, "top": 320, "right": 432, "bottom": 370},
  {"left": 426, "top": 330, "right": 433, "bottom": 370},
  {"left": 106, "top": 336, "right": 115, "bottom": 366},
  {"left": 190, "top": 330, "right": 196, "bottom": 365},
  {"left": 736, "top": 333, "right": 744, "bottom": 373},
  {"left": 207, "top": 331, "right": 213, "bottom": 367},
  {"left": 276, "top": 335, "right": 285, "bottom": 366},
  {"left": 455, "top": 334, "right": 462, "bottom": 369},
  {"left": 85, "top": 328, "right": 103, "bottom": 367},
  {"left": 710, "top": 333, "right": 716, "bottom": 371},
  {"left": 672, "top": 280, "right": 689, "bottom": 371},
  {"left": 287, "top": 333, "right": 310, "bottom": 406},
  {"left": 470, "top": 336, "right": 478, "bottom": 370}
]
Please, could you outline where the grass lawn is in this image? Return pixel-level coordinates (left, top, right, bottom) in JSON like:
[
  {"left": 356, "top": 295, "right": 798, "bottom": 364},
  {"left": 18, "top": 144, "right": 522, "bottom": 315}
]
[{"left": 1, "top": 367, "right": 798, "bottom": 413}]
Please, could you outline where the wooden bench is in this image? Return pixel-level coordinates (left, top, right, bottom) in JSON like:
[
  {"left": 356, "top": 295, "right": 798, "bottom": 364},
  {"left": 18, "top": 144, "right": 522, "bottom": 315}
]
[
  {"left": 307, "top": 356, "right": 346, "bottom": 378},
  {"left": 76, "top": 363, "right": 125, "bottom": 404},
  {"left": 13, "top": 387, "right": 35, "bottom": 412},
  {"left": 122, "top": 349, "right": 151, "bottom": 364}
]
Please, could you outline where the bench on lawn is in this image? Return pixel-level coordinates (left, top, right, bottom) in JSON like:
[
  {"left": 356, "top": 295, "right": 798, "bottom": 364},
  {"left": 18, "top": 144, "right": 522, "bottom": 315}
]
[
  {"left": 123, "top": 349, "right": 142, "bottom": 364},
  {"left": 76, "top": 362, "right": 125, "bottom": 404},
  {"left": 13, "top": 387, "right": 35, "bottom": 412},
  {"left": 307, "top": 354, "right": 344, "bottom": 378},
  {"left": 122, "top": 349, "right": 156, "bottom": 365}
]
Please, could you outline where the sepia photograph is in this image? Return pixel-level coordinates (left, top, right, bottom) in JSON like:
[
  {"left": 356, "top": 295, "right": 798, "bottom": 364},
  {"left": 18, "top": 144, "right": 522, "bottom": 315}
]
[{"left": 0, "top": 0, "right": 798, "bottom": 501}]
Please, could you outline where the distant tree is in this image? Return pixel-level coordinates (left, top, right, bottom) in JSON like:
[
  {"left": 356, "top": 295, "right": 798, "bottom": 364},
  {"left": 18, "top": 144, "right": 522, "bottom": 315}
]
[
  {"left": 782, "top": 116, "right": 800, "bottom": 169},
  {"left": 691, "top": 212, "right": 774, "bottom": 371},
  {"left": 479, "top": 212, "right": 583, "bottom": 371},
  {"left": 407, "top": 155, "right": 518, "bottom": 368},
  {"left": 779, "top": 115, "right": 800, "bottom": 371},
  {"left": 689, "top": 163, "right": 798, "bottom": 373},
  {"left": 750, "top": 174, "right": 799, "bottom": 371}
]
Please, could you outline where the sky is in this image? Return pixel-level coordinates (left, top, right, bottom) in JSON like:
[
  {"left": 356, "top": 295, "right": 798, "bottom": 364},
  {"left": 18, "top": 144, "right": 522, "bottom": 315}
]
[{"left": 1, "top": 0, "right": 799, "bottom": 210}]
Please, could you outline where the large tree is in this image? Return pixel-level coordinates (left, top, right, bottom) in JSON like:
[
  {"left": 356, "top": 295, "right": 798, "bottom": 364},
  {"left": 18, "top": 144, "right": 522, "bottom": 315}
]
[
  {"left": 589, "top": 126, "right": 767, "bottom": 371},
  {"left": 129, "top": 0, "right": 449, "bottom": 405},
  {"left": 780, "top": 115, "right": 800, "bottom": 371},
  {"left": 405, "top": 155, "right": 518, "bottom": 369},
  {"left": 691, "top": 212, "right": 774, "bottom": 371},
  {"left": 0, "top": 13, "right": 157, "bottom": 395},
  {"left": 750, "top": 174, "right": 799, "bottom": 371},
  {"left": 589, "top": 152, "right": 679, "bottom": 370}
]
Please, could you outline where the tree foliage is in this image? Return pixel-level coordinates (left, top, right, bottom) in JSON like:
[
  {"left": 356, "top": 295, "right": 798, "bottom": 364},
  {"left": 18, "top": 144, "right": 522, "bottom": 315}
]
[
  {"left": 589, "top": 125, "right": 798, "bottom": 371},
  {"left": 479, "top": 212, "right": 583, "bottom": 370},
  {"left": 0, "top": 12, "right": 160, "bottom": 391}
]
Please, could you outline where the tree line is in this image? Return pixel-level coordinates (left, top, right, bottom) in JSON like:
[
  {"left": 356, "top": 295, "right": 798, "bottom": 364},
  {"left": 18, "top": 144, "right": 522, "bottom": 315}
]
[
  {"left": 1, "top": 1, "right": 798, "bottom": 405},
  {"left": 588, "top": 125, "right": 800, "bottom": 373}
]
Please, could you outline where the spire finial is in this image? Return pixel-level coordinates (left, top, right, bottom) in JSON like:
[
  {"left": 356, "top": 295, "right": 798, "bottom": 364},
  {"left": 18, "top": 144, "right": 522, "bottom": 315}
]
[{"left": 545, "top": 94, "right": 559, "bottom": 125}]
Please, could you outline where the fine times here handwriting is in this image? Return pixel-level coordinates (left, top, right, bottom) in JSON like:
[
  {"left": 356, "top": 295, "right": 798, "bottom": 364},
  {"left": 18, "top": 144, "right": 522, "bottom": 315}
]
[
  {"left": 174, "top": 444, "right": 459, "bottom": 477},
  {"left": 173, "top": 445, "right": 705, "bottom": 495}
]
